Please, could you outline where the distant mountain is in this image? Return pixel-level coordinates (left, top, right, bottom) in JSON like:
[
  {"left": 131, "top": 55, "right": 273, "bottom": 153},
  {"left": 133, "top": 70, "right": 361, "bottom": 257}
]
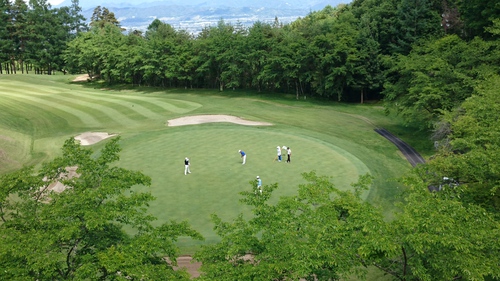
[{"left": 55, "top": 0, "right": 351, "bottom": 34}]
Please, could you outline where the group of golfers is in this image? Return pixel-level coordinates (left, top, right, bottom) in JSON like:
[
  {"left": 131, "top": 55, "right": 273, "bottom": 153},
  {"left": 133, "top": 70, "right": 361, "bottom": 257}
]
[
  {"left": 276, "top": 146, "right": 292, "bottom": 163},
  {"left": 183, "top": 146, "right": 292, "bottom": 194}
]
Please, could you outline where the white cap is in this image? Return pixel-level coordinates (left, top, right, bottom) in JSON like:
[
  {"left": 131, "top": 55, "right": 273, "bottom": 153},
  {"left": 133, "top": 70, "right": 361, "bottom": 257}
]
[
  {"left": 256, "top": 176, "right": 259, "bottom": 179},
  {"left": 277, "top": 146, "right": 280, "bottom": 148},
  {"left": 238, "top": 150, "right": 241, "bottom": 152},
  {"left": 185, "top": 157, "right": 188, "bottom": 160}
]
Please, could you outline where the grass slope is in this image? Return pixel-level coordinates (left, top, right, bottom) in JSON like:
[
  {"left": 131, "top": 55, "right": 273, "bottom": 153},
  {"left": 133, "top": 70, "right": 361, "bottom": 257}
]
[{"left": 0, "top": 74, "right": 429, "bottom": 252}]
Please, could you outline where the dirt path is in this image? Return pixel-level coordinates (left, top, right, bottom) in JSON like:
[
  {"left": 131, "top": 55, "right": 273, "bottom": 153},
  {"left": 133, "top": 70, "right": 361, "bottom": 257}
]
[{"left": 175, "top": 256, "right": 202, "bottom": 278}]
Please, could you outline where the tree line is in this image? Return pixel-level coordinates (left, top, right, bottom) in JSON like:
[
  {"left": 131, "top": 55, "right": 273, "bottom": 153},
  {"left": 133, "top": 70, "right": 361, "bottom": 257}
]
[
  {"left": 0, "top": 0, "right": 86, "bottom": 75},
  {"left": 2, "top": 0, "right": 499, "bottom": 109}
]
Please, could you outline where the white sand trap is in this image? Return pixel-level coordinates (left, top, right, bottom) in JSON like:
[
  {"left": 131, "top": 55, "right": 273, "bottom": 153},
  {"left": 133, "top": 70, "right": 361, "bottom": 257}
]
[
  {"left": 167, "top": 114, "right": 272, "bottom": 127},
  {"left": 75, "top": 132, "right": 117, "bottom": 146},
  {"left": 43, "top": 166, "right": 79, "bottom": 194},
  {"left": 72, "top": 74, "right": 89, "bottom": 82},
  {"left": 72, "top": 74, "right": 100, "bottom": 82}
]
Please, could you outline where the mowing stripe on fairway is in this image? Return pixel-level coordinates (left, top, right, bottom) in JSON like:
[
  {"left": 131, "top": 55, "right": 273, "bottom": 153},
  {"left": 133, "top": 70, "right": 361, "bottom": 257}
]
[
  {"left": 0, "top": 128, "right": 31, "bottom": 173},
  {"left": 43, "top": 83, "right": 203, "bottom": 114},
  {"left": 62, "top": 91, "right": 203, "bottom": 120},
  {"left": 0, "top": 90, "right": 102, "bottom": 128},
  {"left": 1, "top": 88, "right": 139, "bottom": 127},
  {"left": 63, "top": 92, "right": 169, "bottom": 120},
  {"left": 75, "top": 92, "right": 203, "bottom": 114},
  {"left": 0, "top": 83, "right": 202, "bottom": 127}
]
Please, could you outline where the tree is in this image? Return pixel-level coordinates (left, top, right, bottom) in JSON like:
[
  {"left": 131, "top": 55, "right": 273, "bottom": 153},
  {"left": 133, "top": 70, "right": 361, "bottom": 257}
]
[
  {"left": 0, "top": 0, "right": 13, "bottom": 74},
  {"left": 90, "top": 6, "right": 120, "bottom": 29},
  {"left": 424, "top": 75, "right": 500, "bottom": 213},
  {"left": 348, "top": 11, "right": 384, "bottom": 103},
  {"left": 64, "top": 28, "right": 101, "bottom": 77},
  {"left": 245, "top": 21, "right": 274, "bottom": 92},
  {"left": 0, "top": 137, "right": 202, "bottom": 280},
  {"left": 458, "top": 0, "right": 500, "bottom": 39},
  {"left": 382, "top": 35, "right": 482, "bottom": 129},
  {"left": 8, "top": 0, "right": 28, "bottom": 74},
  {"left": 368, "top": 174, "right": 500, "bottom": 280},
  {"left": 390, "top": 0, "right": 443, "bottom": 55},
  {"left": 351, "top": 0, "right": 400, "bottom": 56},
  {"left": 194, "top": 20, "right": 247, "bottom": 91},
  {"left": 24, "top": 0, "right": 54, "bottom": 73},
  {"left": 57, "top": 0, "right": 87, "bottom": 37},
  {"left": 195, "top": 172, "right": 384, "bottom": 280}
]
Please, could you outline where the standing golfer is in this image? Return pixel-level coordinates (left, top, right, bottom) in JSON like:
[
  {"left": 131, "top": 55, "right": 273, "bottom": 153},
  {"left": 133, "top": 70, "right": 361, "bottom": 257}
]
[
  {"left": 276, "top": 146, "right": 282, "bottom": 162},
  {"left": 256, "top": 176, "right": 262, "bottom": 194},
  {"left": 184, "top": 157, "right": 191, "bottom": 175},
  {"left": 238, "top": 150, "right": 246, "bottom": 164},
  {"left": 286, "top": 147, "right": 292, "bottom": 163}
]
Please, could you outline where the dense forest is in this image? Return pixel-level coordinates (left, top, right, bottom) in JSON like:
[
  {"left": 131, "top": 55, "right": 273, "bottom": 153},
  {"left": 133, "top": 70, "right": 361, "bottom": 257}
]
[{"left": 1, "top": 0, "right": 500, "bottom": 280}]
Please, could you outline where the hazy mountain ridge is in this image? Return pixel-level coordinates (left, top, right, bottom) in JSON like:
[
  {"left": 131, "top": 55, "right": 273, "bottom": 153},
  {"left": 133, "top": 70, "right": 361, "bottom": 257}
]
[{"left": 58, "top": 0, "right": 349, "bottom": 34}]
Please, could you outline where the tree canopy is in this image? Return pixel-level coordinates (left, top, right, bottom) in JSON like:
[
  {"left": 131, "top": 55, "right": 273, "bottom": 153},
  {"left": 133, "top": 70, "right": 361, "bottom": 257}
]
[
  {"left": 2, "top": 0, "right": 500, "bottom": 279},
  {"left": 0, "top": 137, "right": 202, "bottom": 280},
  {"left": 195, "top": 172, "right": 500, "bottom": 280}
]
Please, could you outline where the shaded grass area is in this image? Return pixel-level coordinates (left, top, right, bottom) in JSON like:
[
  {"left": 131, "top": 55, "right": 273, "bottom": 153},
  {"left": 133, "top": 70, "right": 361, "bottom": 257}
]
[{"left": 0, "top": 74, "right": 426, "bottom": 253}]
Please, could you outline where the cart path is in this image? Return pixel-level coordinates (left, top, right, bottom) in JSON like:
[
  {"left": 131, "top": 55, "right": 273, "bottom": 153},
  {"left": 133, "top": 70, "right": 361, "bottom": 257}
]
[{"left": 374, "top": 128, "right": 425, "bottom": 167}]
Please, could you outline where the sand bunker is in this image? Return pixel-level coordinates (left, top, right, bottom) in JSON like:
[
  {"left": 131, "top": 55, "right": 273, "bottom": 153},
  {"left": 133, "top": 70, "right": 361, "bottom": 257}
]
[
  {"left": 72, "top": 74, "right": 89, "bottom": 82},
  {"left": 74, "top": 132, "right": 117, "bottom": 146},
  {"left": 44, "top": 166, "right": 79, "bottom": 193},
  {"left": 167, "top": 115, "right": 272, "bottom": 127},
  {"left": 72, "top": 74, "right": 100, "bottom": 82}
]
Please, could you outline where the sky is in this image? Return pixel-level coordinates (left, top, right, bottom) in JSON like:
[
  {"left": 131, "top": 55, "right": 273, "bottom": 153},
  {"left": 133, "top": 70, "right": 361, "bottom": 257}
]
[{"left": 48, "top": 0, "right": 65, "bottom": 5}]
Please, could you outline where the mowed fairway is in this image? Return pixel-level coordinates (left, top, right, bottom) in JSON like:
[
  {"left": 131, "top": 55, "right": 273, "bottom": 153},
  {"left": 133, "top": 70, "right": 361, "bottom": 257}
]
[{"left": 0, "top": 74, "right": 413, "bottom": 251}]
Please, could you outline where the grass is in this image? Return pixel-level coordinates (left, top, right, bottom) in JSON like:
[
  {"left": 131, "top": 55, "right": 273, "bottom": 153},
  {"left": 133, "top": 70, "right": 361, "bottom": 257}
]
[{"left": 0, "top": 74, "right": 424, "bottom": 253}]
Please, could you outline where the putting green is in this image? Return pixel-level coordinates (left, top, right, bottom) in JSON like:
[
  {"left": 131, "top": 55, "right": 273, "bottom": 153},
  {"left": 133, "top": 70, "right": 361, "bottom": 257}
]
[
  {"left": 118, "top": 124, "right": 370, "bottom": 244},
  {"left": 0, "top": 75, "right": 415, "bottom": 253}
]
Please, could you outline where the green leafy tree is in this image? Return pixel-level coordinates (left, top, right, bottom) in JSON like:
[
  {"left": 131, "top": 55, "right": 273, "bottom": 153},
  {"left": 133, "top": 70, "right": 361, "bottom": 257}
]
[
  {"left": 424, "top": 75, "right": 500, "bottom": 212},
  {"left": 458, "top": 0, "right": 500, "bottom": 39},
  {"left": 309, "top": 7, "right": 360, "bottom": 101},
  {"left": 64, "top": 28, "right": 101, "bottom": 77},
  {"left": 0, "top": 0, "right": 12, "bottom": 73},
  {"left": 245, "top": 21, "right": 274, "bottom": 92},
  {"left": 142, "top": 19, "right": 194, "bottom": 87},
  {"left": 348, "top": 12, "right": 384, "bottom": 103},
  {"left": 383, "top": 35, "right": 481, "bottom": 129},
  {"left": 94, "top": 23, "right": 126, "bottom": 82},
  {"left": 195, "top": 172, "right": 383, "bottom": 280},
  {"left": 194, "top": 20, "right": 247, "bottom": 91},
  {"left": 23, "top": 0, "right": 75, "bottom": 74},
  {"left": 391, "top": 0, "right": 443, "bottom": 55},
  {"left": 8, "top": 0, "right": 28, "bottom": 73},
  {"left": 90, "top": 5, "right": 120, "bottom": 29},
  {"left": 140, "top": 19, "right": 172, "bottom": 86},
  {"left": 369, "top": 174, "right": 500, "bottom": 280},
  {"left": 0, "top": 137, "right": 202, "bottom": 280},
  {"left": 57, "top": 0, "right": 87, "bottom": 36},
  {"left": 351, "top": 0, "right": 400, "bottom": 56}
]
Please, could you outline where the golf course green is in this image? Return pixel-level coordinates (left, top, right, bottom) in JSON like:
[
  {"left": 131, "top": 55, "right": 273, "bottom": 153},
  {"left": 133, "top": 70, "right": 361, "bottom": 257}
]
[{"left": 0, "top": 74, "right": 420, "bottom": 251}]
